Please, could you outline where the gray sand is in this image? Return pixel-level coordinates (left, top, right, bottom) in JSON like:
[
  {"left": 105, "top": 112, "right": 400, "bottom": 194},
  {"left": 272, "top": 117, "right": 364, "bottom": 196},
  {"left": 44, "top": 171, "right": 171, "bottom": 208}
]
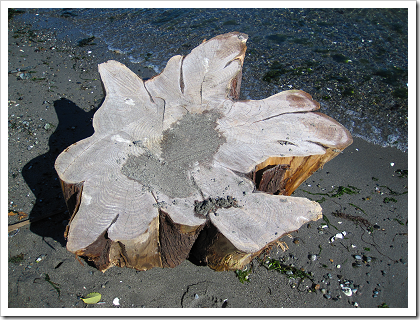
[
  {"left": 121, "top": 111, "right": 225, "bottom": 198},
  {"left": 6, "top": 10, "right": 411, "bottom": 314}
]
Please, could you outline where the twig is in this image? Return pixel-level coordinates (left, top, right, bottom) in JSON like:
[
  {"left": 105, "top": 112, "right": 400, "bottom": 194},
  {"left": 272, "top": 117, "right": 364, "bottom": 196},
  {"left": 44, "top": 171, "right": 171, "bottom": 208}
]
[{"left": 8, "top": 210, "right": 67, "bottom": 233}]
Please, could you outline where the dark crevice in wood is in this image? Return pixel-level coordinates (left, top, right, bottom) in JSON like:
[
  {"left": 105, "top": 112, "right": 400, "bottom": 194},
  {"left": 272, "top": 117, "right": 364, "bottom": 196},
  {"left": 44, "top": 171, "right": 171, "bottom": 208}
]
[
  {"left": 249, "top": 164, "right": 290, "bottom": 195},
  {"left": 158, "top": 210, "right": 204, "bottom": 268},
  {"left": 179, "top": 56, "right": 185, "bottom": 94},
  {"left": 188, "top": 220, "right": 218, "bottom": 266},
  {"left": 60, "top": 180, "right": 84, "bottom": 238},
  {"left": 143, "top": 82, "right": 155, "bottom": 103},
  {"left": 77, "top": 229, "right": 112, "bottom": 272}
]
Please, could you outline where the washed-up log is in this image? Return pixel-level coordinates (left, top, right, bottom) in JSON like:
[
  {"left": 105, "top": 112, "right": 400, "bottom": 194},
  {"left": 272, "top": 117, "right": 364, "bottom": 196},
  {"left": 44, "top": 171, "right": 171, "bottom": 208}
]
[{"left": 55, "top": 32, "right": 352, "bottom": 272}]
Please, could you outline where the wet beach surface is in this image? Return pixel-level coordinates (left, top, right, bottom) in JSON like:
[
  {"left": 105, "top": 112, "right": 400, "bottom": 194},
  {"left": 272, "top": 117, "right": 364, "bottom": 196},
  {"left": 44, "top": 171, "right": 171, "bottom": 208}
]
[{"left": 6, "top": 8, "right": 410, "bottom": 312}]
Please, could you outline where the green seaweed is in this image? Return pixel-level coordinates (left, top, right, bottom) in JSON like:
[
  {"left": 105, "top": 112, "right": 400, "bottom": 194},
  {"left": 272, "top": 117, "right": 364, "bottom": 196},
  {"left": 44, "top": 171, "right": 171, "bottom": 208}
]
[
  {"left": 380, "top": 185, "right": 407, "bottom": 196},
  {"left": 322, "top": 214, "right": 339, "bottom": 231},
  {"left": 263, "top": 258, "right": 313, "bottom": 281},
  {"left": 378, "top": 302, "right": 389, "bottom": 308},
  {"left": 317, "top": 245, "right": 323, "bottom": 255},
  {"left": 331, "top": 53, "right": 351, "bottom": 63},
  {"left": 223, "top": 20, "right": 239, "bottom": 26},
  {"left": 235, "top": 268, "right": 252, "bottom": 284},
  {"left": 291, "top": 38, "right": 312, "bottom": 46},
  {"left": 302, "top": 185, "right": 360, "bottom": 198},
  {"left": 393, "top": 218, "right": 404, "bottom": 225},
  {"left": 266, "top": 34, "right": 288, "bottom": 44},
  {"left": 35, "top": 274, "right": 61, "bottom": 296},
  {"left": 8, "top": 8, "right": 25, "bottom": 20},
  {"left": 395, "top": 169, "right": 408, "bottom": 178},
  {"left": 315, "top": 197, "right": 327, "bottom": 204},
  {"left": 348, "top": 203, "right": 366, "bottom": 215},
  {"left": 77, "top": 36, "right": 96, "bottom": 47},
  {"left": 342, "top": 87, "right": 355, "bottom": 96},
  {"left": 327, "top": 74, "right": 350, "bottom": 83},
  {"left": 44, "top": 274, "right": 61, "bottom": 296},
  {"left": 9, "top": 253, "right": 24, "bottom": 264},
  {"left": 392, "top": 87, "right": 408, "bottom": 99},
  {"left": 262, "top": 61, "right": 286, "bottom": 83},
  {"left": 383, "top": 197, "right": 397, "bottom": 204},
  {"left": 373, "top": 67, "right": 407, "bottom": 86}
]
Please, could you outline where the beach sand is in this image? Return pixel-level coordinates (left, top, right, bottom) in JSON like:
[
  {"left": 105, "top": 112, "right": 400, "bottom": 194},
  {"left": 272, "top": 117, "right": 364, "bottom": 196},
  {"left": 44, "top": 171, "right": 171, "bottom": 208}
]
[{"left": 6, "top": 13, "right": 410, "bottom": 314}]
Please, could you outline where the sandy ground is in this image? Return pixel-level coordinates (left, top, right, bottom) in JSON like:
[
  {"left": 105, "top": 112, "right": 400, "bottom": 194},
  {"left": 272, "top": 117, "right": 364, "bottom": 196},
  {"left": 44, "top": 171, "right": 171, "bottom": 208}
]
[{"left": 5, "top": 12, "right": 412, "bottom": 316}]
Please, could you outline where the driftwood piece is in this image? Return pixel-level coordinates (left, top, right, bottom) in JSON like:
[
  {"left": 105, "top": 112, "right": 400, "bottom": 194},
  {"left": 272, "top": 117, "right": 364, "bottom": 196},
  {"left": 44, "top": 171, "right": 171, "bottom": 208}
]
[{"left": 55, "top": 32, "right": 352, "bottom": 272}]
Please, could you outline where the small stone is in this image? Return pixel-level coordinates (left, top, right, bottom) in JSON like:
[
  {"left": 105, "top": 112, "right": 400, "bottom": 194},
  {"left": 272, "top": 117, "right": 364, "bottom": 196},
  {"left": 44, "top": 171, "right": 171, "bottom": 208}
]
[
  {"left": 44, "top": 123, "right": 52, "bottom": 130},
  {"left": 308, "top": 254, "right": 318, "bottom": 261},
  {"left": 354, "top": 255, "right": 362, "bottom": 260},
  {"left": 323, "top": 294, "right": 331, "bottom": 300}
]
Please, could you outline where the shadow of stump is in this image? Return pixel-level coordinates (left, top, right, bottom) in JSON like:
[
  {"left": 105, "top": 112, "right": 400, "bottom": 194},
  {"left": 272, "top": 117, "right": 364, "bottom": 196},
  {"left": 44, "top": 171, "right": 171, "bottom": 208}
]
[{"left": 22, "top": 98, "right": 97, "bottom": 246}]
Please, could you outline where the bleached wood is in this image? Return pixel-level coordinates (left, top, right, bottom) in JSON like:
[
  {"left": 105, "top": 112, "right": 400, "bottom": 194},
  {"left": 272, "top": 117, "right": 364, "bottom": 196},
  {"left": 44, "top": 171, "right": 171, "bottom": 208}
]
[{"left": 55, "top": 32, "right": 352, "bottom": 271}]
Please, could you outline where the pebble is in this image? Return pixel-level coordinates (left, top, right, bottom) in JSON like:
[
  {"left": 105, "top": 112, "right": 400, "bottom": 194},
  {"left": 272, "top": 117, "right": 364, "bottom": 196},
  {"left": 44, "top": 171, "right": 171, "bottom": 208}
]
[
  {"left": 308, "top": 254, "right": 318, "bottom": 261},
  {"left": 323, "top": 294, "right": 331, "bottom": 300},
  {"left": 353, "top": 255, "right": 362, "bottom": 260}
]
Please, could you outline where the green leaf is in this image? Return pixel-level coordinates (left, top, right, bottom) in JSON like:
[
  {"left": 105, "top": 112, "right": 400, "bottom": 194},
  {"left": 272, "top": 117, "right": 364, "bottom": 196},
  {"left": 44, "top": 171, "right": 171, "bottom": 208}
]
[{"left": 81, "top": 292, "right": 102, "bottom": 304}]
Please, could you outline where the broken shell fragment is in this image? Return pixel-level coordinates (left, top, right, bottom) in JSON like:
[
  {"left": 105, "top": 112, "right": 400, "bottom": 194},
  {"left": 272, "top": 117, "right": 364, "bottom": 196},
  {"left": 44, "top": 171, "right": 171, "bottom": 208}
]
[
  {"left": 341, "top": 286, "right": 353, "bottom": 297},
  {"left": 330, "top": 231, "right": 347, "bottom": 243}
]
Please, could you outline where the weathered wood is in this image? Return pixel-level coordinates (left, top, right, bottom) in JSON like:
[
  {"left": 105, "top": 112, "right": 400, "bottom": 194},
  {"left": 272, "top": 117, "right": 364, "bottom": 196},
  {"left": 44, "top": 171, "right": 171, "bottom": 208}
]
[{"left": 55, "top": 32, "right": 352, "bottom": 272}]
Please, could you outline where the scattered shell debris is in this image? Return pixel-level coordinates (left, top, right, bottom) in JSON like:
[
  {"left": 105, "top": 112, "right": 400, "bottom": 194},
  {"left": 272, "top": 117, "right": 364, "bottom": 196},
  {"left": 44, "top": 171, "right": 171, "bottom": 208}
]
[
  {"left": 329, "top": 231, "right": 347, "bottom": 243},
  {"left": 35, "top": 254, "right": 47, "bottom": 263},
  {"left": 113, "top": 297, "right": 120, "bottom": 306}
]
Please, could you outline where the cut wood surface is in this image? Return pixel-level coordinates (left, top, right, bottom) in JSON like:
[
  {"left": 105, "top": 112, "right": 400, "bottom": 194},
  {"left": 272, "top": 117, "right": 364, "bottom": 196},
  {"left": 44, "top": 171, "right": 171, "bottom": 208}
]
[{"left": 55, "top": 32, "right": 352, "bottom": 272}]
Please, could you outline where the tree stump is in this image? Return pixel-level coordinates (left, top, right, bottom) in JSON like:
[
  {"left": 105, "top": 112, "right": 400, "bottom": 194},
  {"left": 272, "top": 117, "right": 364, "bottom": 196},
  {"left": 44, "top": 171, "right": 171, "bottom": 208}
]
[{"left": 55, "top": 32, "right": 352, "bottom": 272}]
